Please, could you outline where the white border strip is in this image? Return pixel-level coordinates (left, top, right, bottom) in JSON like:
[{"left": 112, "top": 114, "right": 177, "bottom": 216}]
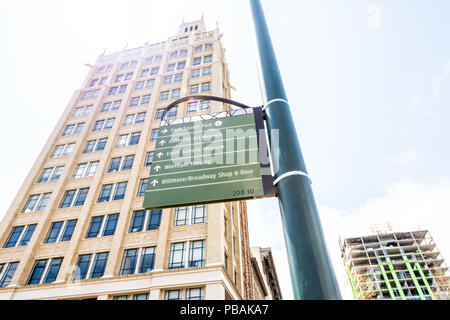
[
  {"left": 262, "top": 98, "right": 289, "bottom": 111},
  {"left": 273, "top": 170, "right": 310, "bottom": 185}
]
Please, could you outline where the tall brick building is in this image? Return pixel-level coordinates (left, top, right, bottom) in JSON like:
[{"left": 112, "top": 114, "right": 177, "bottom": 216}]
[{"left": 0, "top": 17, "right": 269, "bottom": 300}]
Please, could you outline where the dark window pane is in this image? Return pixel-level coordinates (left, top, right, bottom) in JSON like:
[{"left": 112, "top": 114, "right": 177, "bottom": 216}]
[
  {"left": 120, "top": 249, "right": 138, "bottom": 275},
  {"left": 60, "top": 220, "right": 77, "bottom": 242},
  {"left": 147, "top": 210, "right": 162, "bottom": 230},
  {"left": 90, "top": 253, "right": 109, "bottom": 279},
  {"left": 129, "top": 210, "right": 145, "bottom": 233},
  {"left": 73, "top": 254, "right": 92, "bottom": 280},
  {"left": 0, "top": 262, "right": 19, "bottom": 288},
  {"left": 19, "top": 224, "right": 36, "bottom": 246},
  {"left": 45, "top": 222, "right": 63, "bottom": 243},
  {"left": 113, "top": 182, "right": 127, "bottom": 200},
  {"left": 27, "top": 260, "right": 48, "bottom": 285},
  {"left": 98, "top": 184, "right": 113, "bottom": 202},
  {"left": 43, "top": 258, "right": 63, "bottom": 284},
  {"left": 86, "top": 216, "right": 104, "bottom": 238},
  {"left": 4, "top": 226, "right": 24, "bottom": 248},
  {"left": 102, "top": 214, "right": 119, "bottom": 236},
  {"left": 74, "top": 188, "right": 89, "bottom": 206},
  {"left": 139, "top": 247, "right": 155, "bottom": 273},
  {"left": 60, "top": 190, "right": 76, "bottom": 208}
]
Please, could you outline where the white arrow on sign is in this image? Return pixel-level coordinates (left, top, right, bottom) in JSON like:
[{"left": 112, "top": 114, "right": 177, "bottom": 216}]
[
  {"left": 159, "top": 140, "right": 166, "bottom": 146},
  {"left": 157, "top": 152, "right": 164, "bottom": 158},
  {"left": 151, "top": 179, "right": 159, "bottom": 187},
  {"left": 161, "top": 129, "right": 168, "bottom": 134},
  {"left": 154, "top": 165, "right": 161, "bottom": 172}
]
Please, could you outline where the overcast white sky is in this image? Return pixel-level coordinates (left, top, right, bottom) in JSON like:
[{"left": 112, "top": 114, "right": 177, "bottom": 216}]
[{"left": 1, "top": 0, "right": 450, "bottom": 300}]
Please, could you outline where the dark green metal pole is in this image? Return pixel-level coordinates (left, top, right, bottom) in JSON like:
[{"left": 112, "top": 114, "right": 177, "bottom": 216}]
[{"left": 249, "top": 0, "right": 341, "bottom": 300}]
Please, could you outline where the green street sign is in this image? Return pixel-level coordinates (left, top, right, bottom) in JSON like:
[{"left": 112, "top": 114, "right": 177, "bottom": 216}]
[{"left": 143, "top": 107, "right": 274, "bottom": 209}]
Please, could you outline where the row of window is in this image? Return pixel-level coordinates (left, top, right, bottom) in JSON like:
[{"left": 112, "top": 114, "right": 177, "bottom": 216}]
[
  {"left": 10, "top": 205, "right": 206, "bottom": 248},
  {"left": 17, "top": 239, "right": 205, "bottom": 286}
]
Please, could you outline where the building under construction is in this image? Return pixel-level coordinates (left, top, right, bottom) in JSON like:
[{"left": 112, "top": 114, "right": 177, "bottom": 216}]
[{"left": 340, "top": 227, "right": 449, "bottom": 300}]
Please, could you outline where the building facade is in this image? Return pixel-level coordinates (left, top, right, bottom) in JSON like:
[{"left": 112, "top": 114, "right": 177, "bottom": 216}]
[
  {"left": 250, "top": 247, "right": 282, "bottom": 300},
  {"left": 0, "top": 18, "right": 260, "bottom": 300},
  {"left": 340, "top": 227, "right": 450, "bottom": 300}
]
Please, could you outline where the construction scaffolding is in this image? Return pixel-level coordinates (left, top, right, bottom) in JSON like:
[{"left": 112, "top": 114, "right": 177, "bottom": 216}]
[{"left": 340, "top": 228, "right": 450, "bottom": 300}]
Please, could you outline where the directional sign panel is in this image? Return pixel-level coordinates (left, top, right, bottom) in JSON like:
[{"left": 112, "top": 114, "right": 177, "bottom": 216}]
[{"left": 143, "top": 108, "right": 274, "bottom": 209}]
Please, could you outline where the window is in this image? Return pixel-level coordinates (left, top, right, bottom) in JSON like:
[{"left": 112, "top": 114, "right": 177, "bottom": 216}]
[
  {"left": 85, "top": 214, "right": 119, "bottom": 238},
  {"left": 140, "top": 68, "right": 149, "bottom": 77},
  {"left": 159, "top": 91, "right": 169, "bottom": 101},
  {"left": 200, "top": 100, "right": 210, "bottom": 110},
  {"left": 191, "top": 69, "right": 200, "bottom": 78},
  {"left": 107, "top": 155, "right": 134, "bottom": 172},
  {"left": 204, "top": 43, "right": 213, "bottom": 50},
  {"left": 177, "top": 61, "right": 185, "bottom": 70},
  {"left": 114, "top": 293, "right": 149, "bottom": 300},
  {"left": 144, "top": 57, "right": 153, "bottom": 65},
  {"left": 168, "top": 242, "right": 185, "bottom": 269},
  {"left": 83, "top": 138, "right": 107, "bottom": 153},
  {"left": 60, "top": 220, "right": 77, "bottom": 242},
  {"left": 187, "top": 101, "right": 199, "bottom": 113},
  {"left": 137, "top": 178, "right": 148, "bottom": 197},
  {"left": 155, "top": 109, "right": 165, "bottom": 120},
  {"left": 101, "top": 100, "right": 121, "bottom": 112},
  {"left": 193, "top": 57, "right": 201, "bottom": 66},
  {"left": 59, "top": 188, "right": 89, "bottom": 208},
  {"left": 93, "top": 118, "right": 115, "bottom": 131},
  {"left": 129, "top": 210, "right": 161, "bottom": 232},
  {"left": 202, "top": 66, "right": 211, "bottom": 75},
  {"left": 53, "top": 143, "right": 74, "bottom": 157},
  {"left": 135, "top": 81, "right": 144, "bottom": 90},
  {"left": 72, "top": 252, "right": 109, "bottom": 280},
  {"left": 150, "top": 67, "right": 159, "bottom": 75},
  {"left": 90, "top": 79, "right": 98, "bottom": 87},
  {"left": 90, "top": 252, "right": 109, "bottom": 279},
  {"left": 72, "top": 161, "right": 98, "bottom": 178},
  {"left": 163, "top": 75, "right": 172, "bottom": 84},
  {"left": 194, "top": 45, "right": 203, "bottom": 52},
  {"left": 120, "top": 60, "right": 137, "bottom": 69},
  {"left": 44, "top": 221, "right": 64, "bottom": 243},
  {"left": 80, "top": 90, "right": 99, "bottom": 100},
  {"left": 27, "top": 258, "right": 63, "bottom": 285},
  {"left": 0, "top": 262, "right": 19, "bottom": 288},
  {"left": 167, "top": 106, "right": 178, "bottom": 117},
  {"left": 119, "top": 249, "right": 138, "bottom": 275},
  {"left": 119, "top": 247, "right": 156, "bottom": 276},
  {"left": 97, "top": 182, "right": 127, "bottom": 203},
  {"left": 201, "top": 82, "right": 211, "bottom": 92},
  {"left": 189, "top": 85, "right": 199, "bottom": 94},
  {"left": 173, "top": 73, "right": 183, "bottom": 82},
  {"left": 37, "top": 166, "right": 64, "bottom": 183},
  {"left": 165, "top": 290, "right": 182, "bottom": 300},
  {"left": 72, "top": 105, "right": 92, "bottom": 117},
  {"left": 22, "top": 193, "right": 51, "bottom": 213},
  {"left": 116, "top": 132, "right": 141, "bottom": 147},
  {"left": 130, "top": 95, "right": 150, "bottom": 106},
  {"left": 166, "top": 63, "right": 175, "bottom": 72},
  {"left": 150, "top": 129, "right": 159, "bottom": 141},
  {"left": 144, "top": 152, "right": 154, "bottom": 167},
  {"left": 141, "top": 94, "right": 151, "bottom": 104},
  {"left": 123, "top": 113, "right": 146, "bottom": 125},
  {"left": 189, "top": 240, "right": 205, "bottom": 267},
  {"left": 99, "top": 76, "right": 108, "bottom": 85},
  {"left": 62, "top": 123, "right": 84, "bottom": 136},
  {"left": 171, "top": 88, "right": 180, "bottom": 99},
  {"left": 203, "top": 55, "right": 212, "bottom": 63},
  {"left": 3, "top": 224, "right": 36, "bottom": 248},
  {"left": 186, "top": 288, "right": 204, "bottom": 300},
  {"left": 124, "top": 72, "right": 133, "bottom": 80}
]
